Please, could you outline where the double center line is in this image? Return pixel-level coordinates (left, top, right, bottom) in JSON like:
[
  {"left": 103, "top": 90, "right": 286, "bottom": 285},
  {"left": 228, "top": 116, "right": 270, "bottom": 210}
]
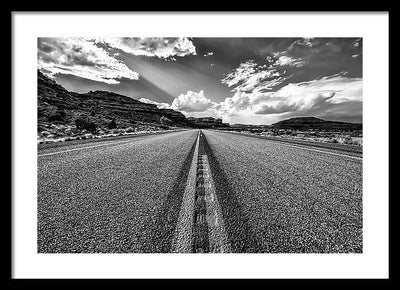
[{"left": 172, "top": 130, "right": 230, "bottom": 253}]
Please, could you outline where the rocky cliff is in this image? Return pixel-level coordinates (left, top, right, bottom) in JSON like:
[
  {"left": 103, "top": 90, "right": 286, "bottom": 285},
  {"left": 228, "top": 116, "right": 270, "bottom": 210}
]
[{"left": 38, "top": 71, "right": 190, "bottom": 135}]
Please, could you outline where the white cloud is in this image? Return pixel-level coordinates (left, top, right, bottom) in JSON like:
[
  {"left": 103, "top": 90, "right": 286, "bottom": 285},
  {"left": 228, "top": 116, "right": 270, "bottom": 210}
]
[
  {"left": 275, "top": 55, "right": 307, "bottom": 67},
  {"left": 254, "top": 91, "right": 336, "bottom": 115},
  {"left": 221, "top": 60, "right": 287, "bottom": 94},
  {"left": 251, "top": 76, "right": 362, "bottom": 115},
  {"left": 138, "top": 98, "right": 172, "bottom": 109},
  {"left": 171, "top": 90, "right": 215, "bottom": 112},
  {"left": 292, "top": 37, "right": 317, "bottom": 47},
  {"left": 204, "top": 52, "right": 214, "bottom": 56},
  {"left": 219, "top": 57, "right": 362, "bottom": 123},
  {"left": 277, "top": 75, "right": 362, "bottom": 104},
  {"left": 215, "top": 74, "right": 362, "bottom": 124},
  {"left": 38, "top": 37, "right": 139, "bottom": 84},
  {"left": 221, "top": 60, "right": 258, "bottom": 88},
  {"left": 166, "top": 74, "right": 361, "bottom": 125},
  {"left": 93, "top": 37, "right": 196, "bottom": 59}
]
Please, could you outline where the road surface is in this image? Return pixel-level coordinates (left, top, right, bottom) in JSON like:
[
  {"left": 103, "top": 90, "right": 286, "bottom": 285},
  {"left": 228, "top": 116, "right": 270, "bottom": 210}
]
[{"left": 38, "top": 129, "right": 362, "bottom": 253}]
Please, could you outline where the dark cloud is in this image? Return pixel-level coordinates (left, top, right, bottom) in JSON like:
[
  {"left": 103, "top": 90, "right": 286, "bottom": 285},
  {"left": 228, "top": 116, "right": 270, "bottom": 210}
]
[
  {"left": 280, "top": 100, "right": 362, "bottom": 123},
  {"left": 38, "top": 41, "right": 56, "bottom": 53},
  {"left": 38, "top": 38, "right": 96, "bottom": 67}
]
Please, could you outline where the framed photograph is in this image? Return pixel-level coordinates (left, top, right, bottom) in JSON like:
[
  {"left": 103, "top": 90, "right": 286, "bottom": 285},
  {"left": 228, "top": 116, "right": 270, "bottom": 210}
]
[{"left": 12, "top": 11, "right": 389, "bottom": 279}]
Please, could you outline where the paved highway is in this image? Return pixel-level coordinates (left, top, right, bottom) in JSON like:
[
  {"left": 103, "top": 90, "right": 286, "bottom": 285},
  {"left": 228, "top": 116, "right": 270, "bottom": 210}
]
[
  {"left": 38, "top": 130, "right": 198, "bottom": 252},
  {"left": 38, "top": 129, "right": 362, "bottom": 253},
  {"left": 202, "top": 130, "right": 362, "bottom": 253}
]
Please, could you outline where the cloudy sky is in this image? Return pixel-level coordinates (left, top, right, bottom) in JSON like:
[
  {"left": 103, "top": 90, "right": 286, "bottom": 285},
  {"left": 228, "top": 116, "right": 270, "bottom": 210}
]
[{"left": 38, "top": 37, "right": 362, "bottom": 124}]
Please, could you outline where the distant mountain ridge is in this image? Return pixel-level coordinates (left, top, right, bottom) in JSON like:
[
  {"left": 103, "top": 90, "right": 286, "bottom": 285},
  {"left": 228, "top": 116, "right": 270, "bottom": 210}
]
[
  {"left": 271, "top": 117, "right": 362, "bottom": 130},
  {"left": 37, "top": 70, "right": 189, "bottom": 131}
]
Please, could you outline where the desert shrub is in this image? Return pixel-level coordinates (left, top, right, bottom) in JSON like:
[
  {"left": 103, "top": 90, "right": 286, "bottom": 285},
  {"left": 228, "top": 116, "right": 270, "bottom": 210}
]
[
  {"left": 343, "top": 137, "right": 362, "bottom": 146},
  {"left": 75, "top": 118, "right": 97, "bottom": 133},
  {"left": 112, "top": 128, "right": 124, "bottom": 134},
  {"left": 40, "top": 131, "right": 50, "bottom": 137},
  {"left": 75, "top": 118, "right": 85, "bottom": 129},
  {"left": 38, "top": 110, "right": 46, "bottom": 118},
  {"left": 64, "top": 128, "right": 73, "bottom": 136},
  {"left": 48, "top": 110, "right": 66, "bottom": 122},
  {"left": 108, "top": 119, "right": 117, "bottom": 129},
  {"left": 58, "top": 110, "right": 66, "bottom": 117},
  {"left": 343, "top": 137, "right": 354, "bottom": 145},
  {"left": 85, "top": 122, "right": 97, "bottom": 133}
]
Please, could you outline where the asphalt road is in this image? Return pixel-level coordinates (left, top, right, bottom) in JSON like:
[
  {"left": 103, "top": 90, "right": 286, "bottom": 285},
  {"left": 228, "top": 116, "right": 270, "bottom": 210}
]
[
  {"left": 38, "top": 129, "right": 362, "bottom": 253},
  {"left": 202, "top": 130, "right": 362, "bottom": 253},
  {"left": 38, "top": 130, "right": 198, "bottom": 253}
]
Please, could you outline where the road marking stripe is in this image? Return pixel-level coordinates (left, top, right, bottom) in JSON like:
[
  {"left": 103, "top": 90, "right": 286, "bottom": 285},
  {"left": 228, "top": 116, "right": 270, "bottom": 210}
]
[
  {"left": 192, "top": 155, "right": 209, "bottom": 252},
  {"left": 171, "top": 131, "right": 200, "bottom": 253},
  {"left": 200, "top": 155, "right": 231, "bottom": 253},
  {"left": 276, "top": 142, "right": 362, "bottom": 160},
  {"left": 37, "top": 139, "right": 141, "bottom": 157}
]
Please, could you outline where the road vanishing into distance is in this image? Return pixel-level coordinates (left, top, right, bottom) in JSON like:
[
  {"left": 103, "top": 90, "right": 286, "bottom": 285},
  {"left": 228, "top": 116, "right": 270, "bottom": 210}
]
[{"left": 38, "top": 129, "right": 362, "bottom": 253}]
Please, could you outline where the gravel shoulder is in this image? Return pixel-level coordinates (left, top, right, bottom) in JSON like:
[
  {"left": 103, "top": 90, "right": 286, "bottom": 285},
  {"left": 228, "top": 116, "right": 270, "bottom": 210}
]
[
  {"left": 222, "top": 131, "right": 362, "bottom": 157},
  {"left": 37, "top": 129, "right": 188, "bottom": 152}
]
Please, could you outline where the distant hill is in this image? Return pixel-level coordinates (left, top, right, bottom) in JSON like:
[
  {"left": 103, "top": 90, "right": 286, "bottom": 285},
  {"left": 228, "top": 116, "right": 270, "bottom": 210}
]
[
  {"left": 187, "top": 116, "right": 230, "bottom": 128},
  {"left": 271, "top": 117, "right": 362, "bottom": 131},
  {"left": 37, "top": 70, "right": 189, "bottom": 134}
]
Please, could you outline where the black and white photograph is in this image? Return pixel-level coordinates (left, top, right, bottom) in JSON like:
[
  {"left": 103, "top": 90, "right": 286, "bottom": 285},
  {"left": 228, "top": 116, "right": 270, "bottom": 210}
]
[
  {"left": 37, "top": 36, "right": 363, "bottom": 253},
  {"left": 12, "top": 12, "right": 389, "bottom": 279}
]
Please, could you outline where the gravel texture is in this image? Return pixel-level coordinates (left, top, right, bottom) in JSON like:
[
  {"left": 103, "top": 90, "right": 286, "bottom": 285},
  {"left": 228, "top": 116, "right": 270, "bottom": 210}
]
[
  {"left": 38, "top": 130, "right": 198, "bottom": 253},
  {"left": 224, "top": 131, "right": 363, "bottom": 156},
  {"left": 202, "top": 130, "right": 363, "bottom": 253}
]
